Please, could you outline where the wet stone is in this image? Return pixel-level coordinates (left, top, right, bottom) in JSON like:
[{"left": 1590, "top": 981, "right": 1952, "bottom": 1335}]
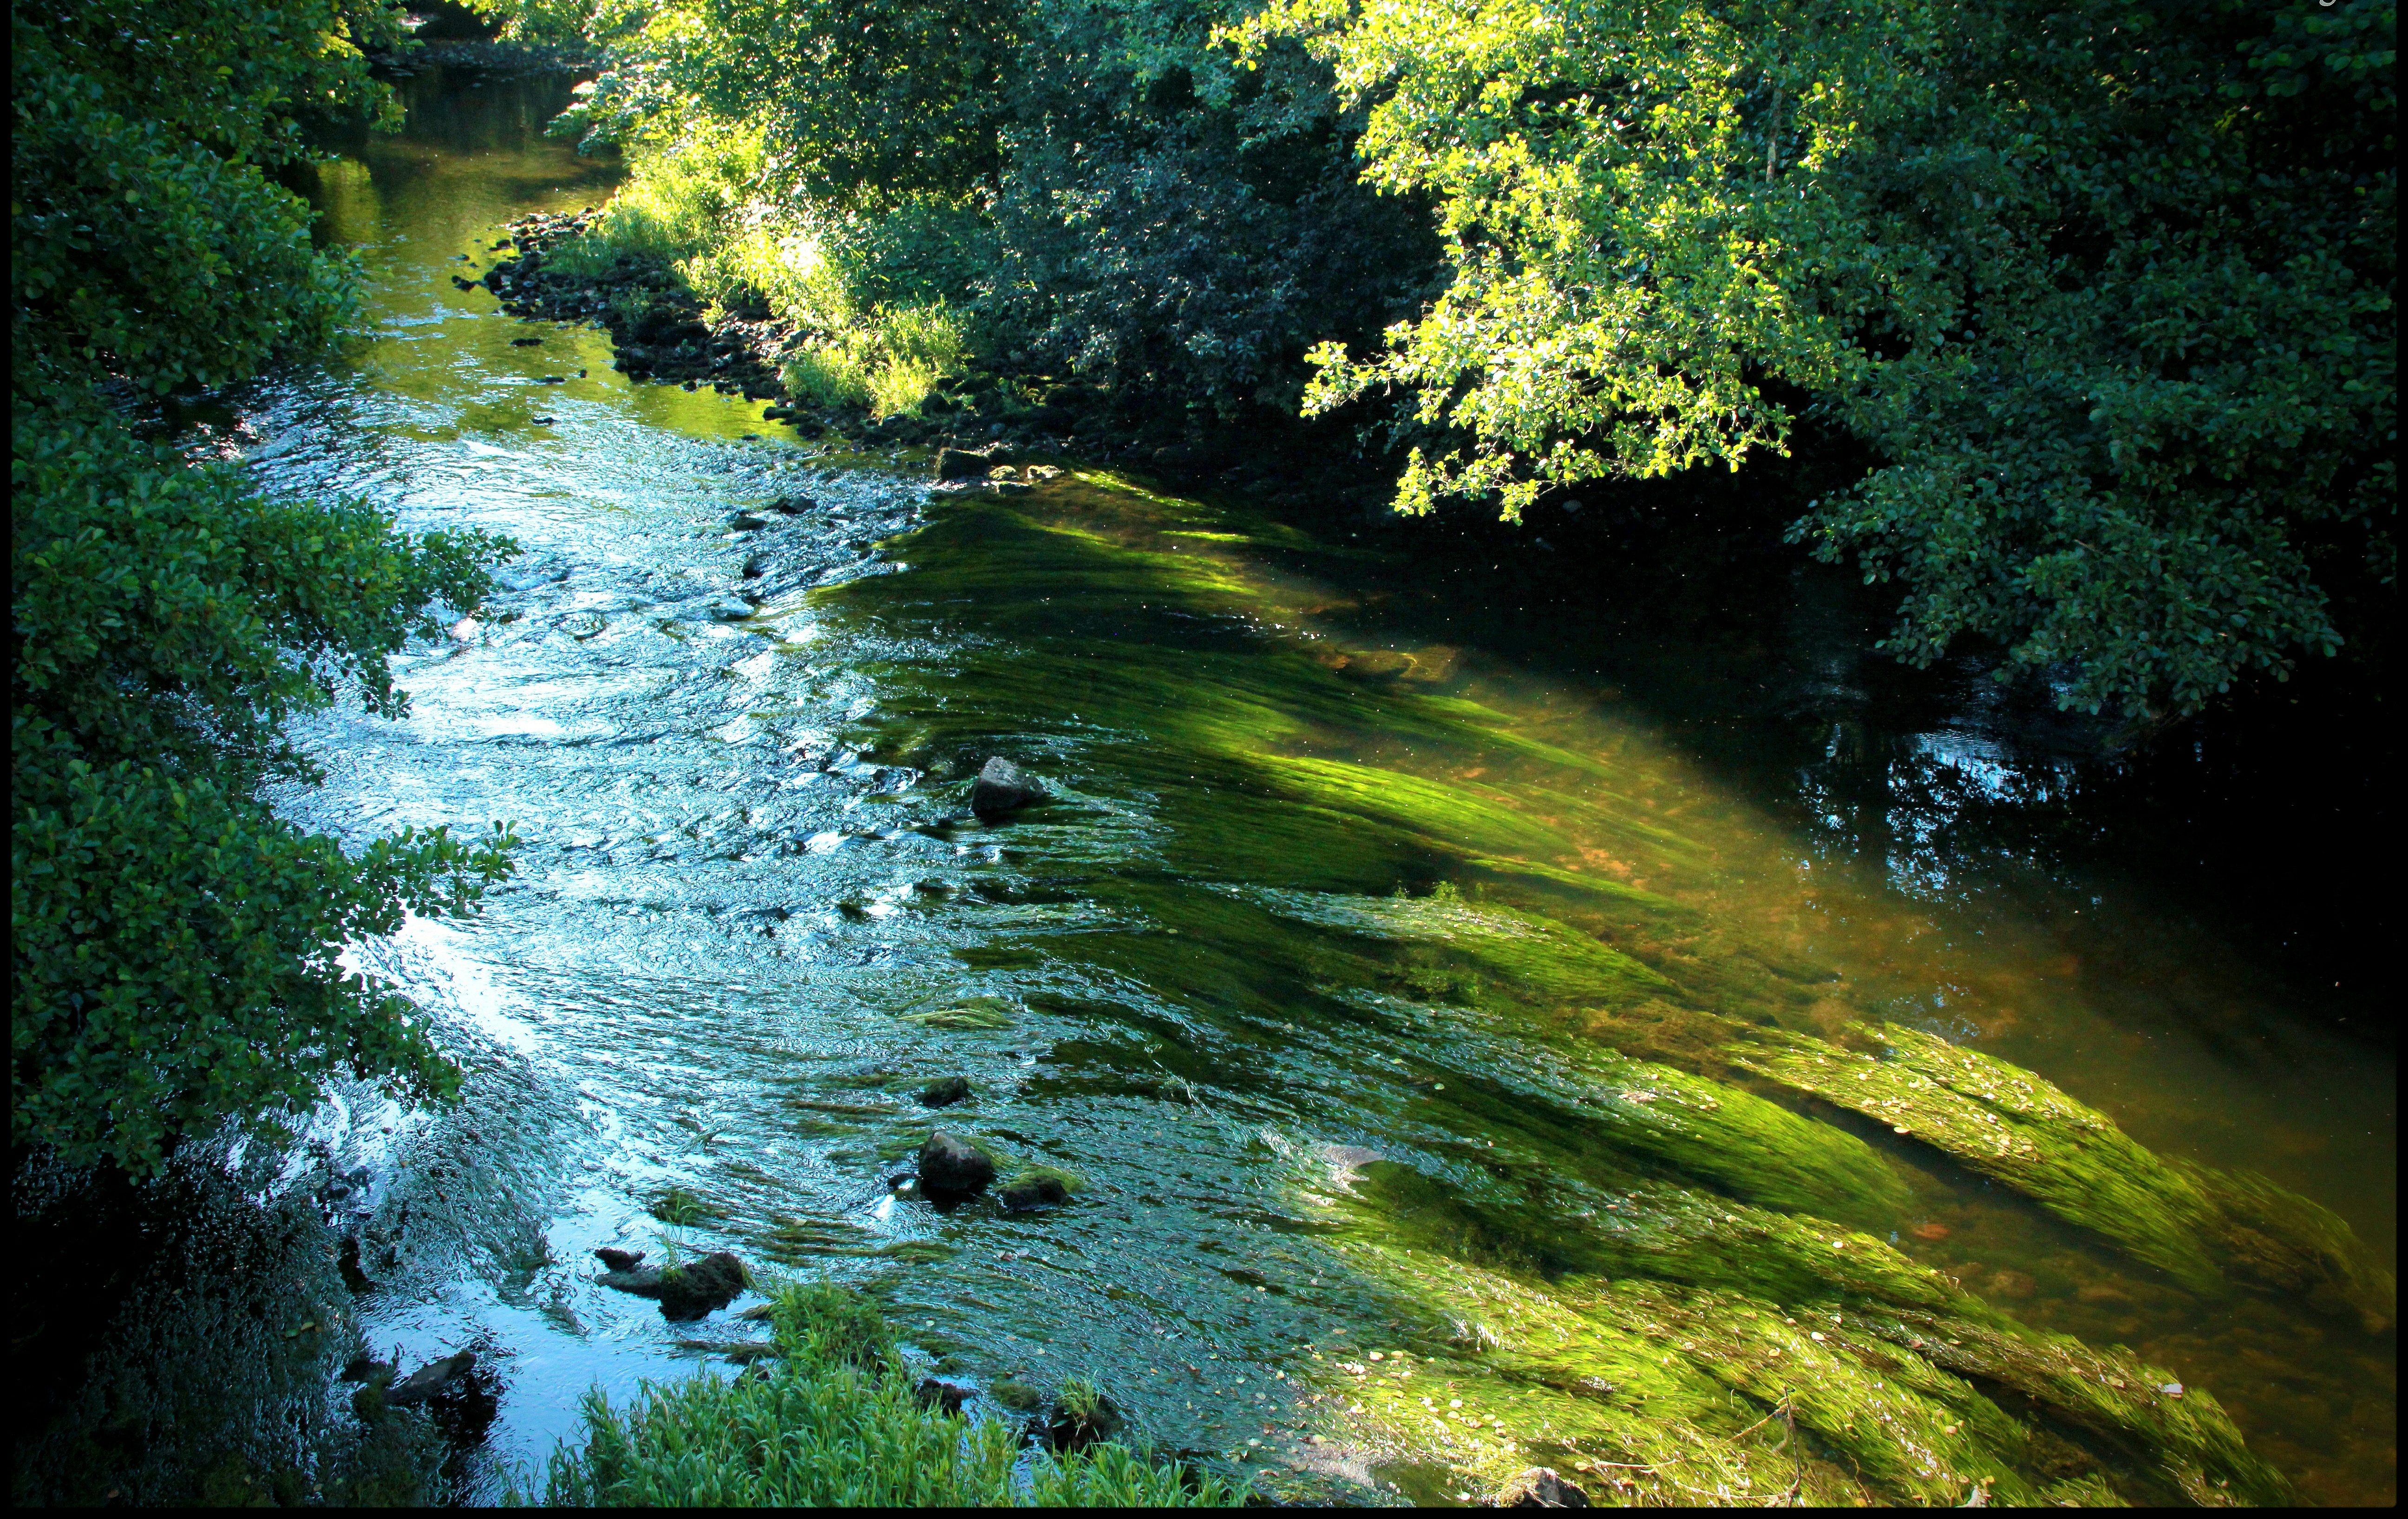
[
  {"left": 999, "top": 1174, "right": 1070, "bottom": 1213},
  {"left": 384, "top": 1350, "right": 475, "bottom": 1408},
  {"left": 916, "top": 1378, "right": 971, "bottom": 1415},
  {"left": 597, "top": 1251, "right": 750, "bottom": 1321},
  {"left": 933, "top": 444, "right": 1013, "bottom": 482},
  {"left": 970, "top": 756, "right": 1047, "bottom": 820},
  {"left": 917, "top": 1131, "right": 995, "bottom": 1196},
  {"left": 1042, "top": 1390, "right": 1125, "bottom": 1452},
  {"left": 594, "top": 1246, "right": 646, "bottom": 1271},
  {"left": 918, "top": 1075, "right": 973, "bottom": 1109}
]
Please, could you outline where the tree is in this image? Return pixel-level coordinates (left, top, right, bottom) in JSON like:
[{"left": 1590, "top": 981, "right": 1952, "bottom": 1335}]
[
  {"left": 504, "top": 0, "right": 1439, "bottom": 409},
  {"left": 12, "top": 0, "right": 517, "bottom": 1172},
  {"left": 1241, "top": 0, "right": 2396, "bottom": 717}
]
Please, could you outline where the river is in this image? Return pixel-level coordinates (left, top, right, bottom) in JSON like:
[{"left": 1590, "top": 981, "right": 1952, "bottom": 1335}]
[{"left": 23, "top": 64, "right": 2393, "bottom": 1508}]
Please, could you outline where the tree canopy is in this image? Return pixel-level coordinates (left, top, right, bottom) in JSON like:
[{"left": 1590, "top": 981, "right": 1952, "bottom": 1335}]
[
  {"left": 501, "top": 0, "right": 2393, "bottom": 721},
  {"left": 12, "top": 0, "right": 517, "bottom": 1172},
  {"left": 1238, "top": 0, "right": 2395, "bottom": 716}
]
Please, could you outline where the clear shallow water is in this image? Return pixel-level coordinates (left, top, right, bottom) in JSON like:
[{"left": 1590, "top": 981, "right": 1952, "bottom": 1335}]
[{"left": 42, "top": 68, "right": 2391, "bottom": 1506}]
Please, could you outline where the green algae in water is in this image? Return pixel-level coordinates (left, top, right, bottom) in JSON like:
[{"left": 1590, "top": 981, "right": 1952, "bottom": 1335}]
[
  {"left": 1310, "top": 1163, "right": 2288, "bottom": 1506},
  {"left": 1736, "top": 1024, "right": 2397, "bottom": 1329},
  {"left": 650, "top": 1186, "right": 726, "bottom": 1227},
  {"left": 401, "top": 459, "right": 2366, "bottom": 1501},
  {"left": 793, "top": 476, "right": 2381, "bottom": 1500},
  {"left": 901, "top": 997, "right": 1018, "bottom": 1030}
]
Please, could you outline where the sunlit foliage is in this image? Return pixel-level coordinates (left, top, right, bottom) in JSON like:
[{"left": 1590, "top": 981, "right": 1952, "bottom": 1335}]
[
  {"left": 480, "top": 0, "right": 2392, "bottom": 715},
  {"left": 489, "top": 0, "right": 1437, "bottom": 409},
  {"left": 1237, "top": 0, "right": 2396, "bottom": 717}
]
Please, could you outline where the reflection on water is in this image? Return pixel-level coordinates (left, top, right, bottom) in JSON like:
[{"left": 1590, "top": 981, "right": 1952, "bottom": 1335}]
[{"left": 29, "top": 66, "right": 2392, "bottom": 1507}]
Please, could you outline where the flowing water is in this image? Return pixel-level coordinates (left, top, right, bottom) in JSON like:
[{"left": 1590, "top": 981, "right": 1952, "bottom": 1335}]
[{"left": 26, "top": 67, "right": 2393, "bottom": 1507}]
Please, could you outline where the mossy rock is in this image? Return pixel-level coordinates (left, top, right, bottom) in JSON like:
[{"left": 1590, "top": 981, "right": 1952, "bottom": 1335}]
[
  {"left": 990, "top": 1377, "right": 1044, "bottom": 1411},
  {"left": 999, "top": 1165, "right": 1082, "bottom": 1212}
]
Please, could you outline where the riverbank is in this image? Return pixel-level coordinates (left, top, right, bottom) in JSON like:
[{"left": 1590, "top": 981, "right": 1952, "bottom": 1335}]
[{"left": 471, "top": 209, "right": 1411, "bottom": 517}]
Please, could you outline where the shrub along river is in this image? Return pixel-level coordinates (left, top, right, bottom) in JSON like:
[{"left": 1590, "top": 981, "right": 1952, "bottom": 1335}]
[{"left": 22, "top": 66, "right": 2393, "bottom": 1508}]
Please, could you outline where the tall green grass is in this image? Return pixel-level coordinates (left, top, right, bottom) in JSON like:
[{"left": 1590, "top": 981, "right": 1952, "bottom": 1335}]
[{"left": 544, "top": 1284, "right": 1231, "bottom": 1506}]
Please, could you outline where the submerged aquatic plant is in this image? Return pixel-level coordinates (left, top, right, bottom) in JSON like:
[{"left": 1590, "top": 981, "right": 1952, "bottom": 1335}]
[
  {"left": 1735, "top": 1024, "right": 2397, "bottom": 1330},
  {"left": 1313, "top": 1174, "right": 2289, "bottom": 1507},
  {"left": 794, "top": 476, "right": 2384, "bottom": 1502},
  {"left": 546, "top": 1284, "right": 1229, "bottom": 1506},
  {"left": 648, "top": 1186, "right": 723, "bottom": 1228}
]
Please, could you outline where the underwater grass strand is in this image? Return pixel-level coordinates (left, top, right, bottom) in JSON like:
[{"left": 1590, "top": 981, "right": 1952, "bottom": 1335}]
[
  {"left": 1736, "top": 1024, "right": 2396, "bottom": 1328},
  {"left": 1321, "top": 1184, "right": 2289, "bottom": 1506}
]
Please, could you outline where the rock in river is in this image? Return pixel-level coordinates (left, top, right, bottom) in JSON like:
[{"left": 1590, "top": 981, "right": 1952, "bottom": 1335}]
[
  {"left": 597, "top": 1250, "right": 750, "bottom": 1320},
  {"left": 999, "top": 1173, "right": 1070, "bottom": 1212},
  {"left": 917, "top": 1131, "right": 995, "bottom": 1196},
  {"left": 1499, "top": 1467, "right": 1591, "bottom": 1507},
  {"left": 933, "top": 445, "right": 1003, "bottom": 482},
  {"left": 970, "top": 756, "right": 1047, "bottom": 820},
  {"left": 1042, "top": 1388, "right": 1125, "bottom": 1452},
  {"left": 385, "top": 1350, "right": 476, "bottom": 1407},
  {"left": 594, "top": 1246, "right": 646, "bottom": 1271},
  {"left": 916, "top": 1378, "right": 971, "bottom": 1415},
  {"left": 918, "top": 1075, "right": 972, "bottom": 1109}
]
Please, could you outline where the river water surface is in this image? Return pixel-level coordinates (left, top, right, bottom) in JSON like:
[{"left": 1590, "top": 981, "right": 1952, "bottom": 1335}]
[{"left": 37, "top": 67, "right": 2394, "bottom": 1507}]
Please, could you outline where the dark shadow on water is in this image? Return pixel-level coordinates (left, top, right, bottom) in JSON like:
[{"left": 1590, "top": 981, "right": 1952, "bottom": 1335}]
[
  {"left": 10, "top": 1146, "right": 480, "bottom": 1506},
  {"left": 1245, "top": 460, "right": 2393, "bottom": 1055}
]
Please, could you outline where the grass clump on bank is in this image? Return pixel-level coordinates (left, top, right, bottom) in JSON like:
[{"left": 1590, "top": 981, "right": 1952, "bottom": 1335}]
[{"left": 545, "top": 1284, "right": 1230, "bottom": 1506}]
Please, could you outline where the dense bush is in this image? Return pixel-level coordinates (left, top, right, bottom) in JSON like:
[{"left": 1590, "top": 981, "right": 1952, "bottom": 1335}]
[
  {"left": 13, "top": 0, "right": 517, "bottom": 1172},
  {"left": 513, "top": 0, "right": 1437, "bottom": 413},
  {"left": 546, "top": 1282, "right": 1233, "bottom": 1506}
]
